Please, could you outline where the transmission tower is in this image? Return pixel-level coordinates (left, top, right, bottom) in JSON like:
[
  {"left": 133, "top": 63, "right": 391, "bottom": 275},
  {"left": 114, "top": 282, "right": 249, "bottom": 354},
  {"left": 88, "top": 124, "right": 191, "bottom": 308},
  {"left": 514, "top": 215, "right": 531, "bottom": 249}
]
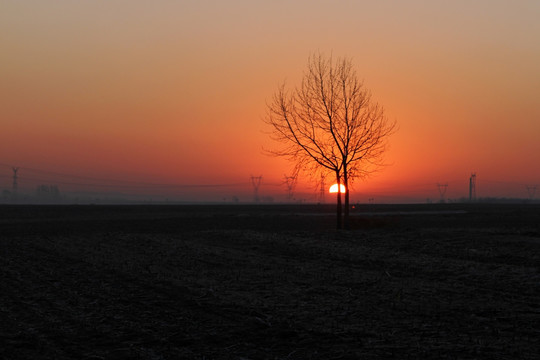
[
  {"left": 437, "top": 183, "right": 448, "bottom": 203},
  {"left": 283, "top": 173, "right": 298, "bottom": 202},
  {"left": 526, "top": 185, "right": 537, "bottom": 200},
  {"left": 12, "top": 167, "right": 19, "bottom": 192},
  {"left": 469, "top": 173, "right": 477, "bottom": 202},
  {"left": 250, "top": 175, "right": 262, "bottom": 203},
  {"left": 318, "top": 173, "right": 326, "bottom": 204}
]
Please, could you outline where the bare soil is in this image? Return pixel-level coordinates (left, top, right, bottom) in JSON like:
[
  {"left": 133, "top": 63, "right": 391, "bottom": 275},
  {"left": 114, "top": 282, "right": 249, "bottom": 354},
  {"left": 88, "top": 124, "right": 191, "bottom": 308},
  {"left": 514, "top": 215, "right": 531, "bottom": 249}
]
[{"left": 1, "top": 204, "right": 539, "bottom": 359}]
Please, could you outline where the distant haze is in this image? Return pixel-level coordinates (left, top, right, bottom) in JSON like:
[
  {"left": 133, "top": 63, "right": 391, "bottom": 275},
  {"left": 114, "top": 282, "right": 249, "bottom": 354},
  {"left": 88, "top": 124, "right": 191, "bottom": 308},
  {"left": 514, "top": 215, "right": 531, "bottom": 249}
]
[{"left": 2, "top": 1, "right": 539, "bottom": 203}]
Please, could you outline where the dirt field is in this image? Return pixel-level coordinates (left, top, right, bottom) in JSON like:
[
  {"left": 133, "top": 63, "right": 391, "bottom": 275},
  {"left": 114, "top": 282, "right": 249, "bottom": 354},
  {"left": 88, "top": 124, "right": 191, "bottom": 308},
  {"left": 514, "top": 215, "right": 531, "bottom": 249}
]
[{"left": 1, "top": 204, "right": 539, "bottom": 359}]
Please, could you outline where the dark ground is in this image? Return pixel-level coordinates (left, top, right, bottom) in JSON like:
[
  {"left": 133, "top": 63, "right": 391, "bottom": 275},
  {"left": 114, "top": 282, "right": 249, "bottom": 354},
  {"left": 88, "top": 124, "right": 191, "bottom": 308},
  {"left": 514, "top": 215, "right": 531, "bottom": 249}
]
[{"left": 1, "top": 203, "right": 539, "bottom": 359}]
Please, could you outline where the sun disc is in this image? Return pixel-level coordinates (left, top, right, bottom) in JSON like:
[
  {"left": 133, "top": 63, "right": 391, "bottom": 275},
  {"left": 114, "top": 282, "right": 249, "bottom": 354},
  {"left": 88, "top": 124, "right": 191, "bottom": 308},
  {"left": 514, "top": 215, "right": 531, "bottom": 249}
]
[{"left": 329, "top": 183, "right": 346, "bottom": 193}]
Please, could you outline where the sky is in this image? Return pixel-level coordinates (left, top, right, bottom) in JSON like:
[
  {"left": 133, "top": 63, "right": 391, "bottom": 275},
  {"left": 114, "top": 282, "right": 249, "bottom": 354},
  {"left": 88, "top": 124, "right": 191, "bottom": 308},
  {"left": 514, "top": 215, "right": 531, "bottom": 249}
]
[{"left": 1, "top": 0, "right": 539, "bottom": 203}]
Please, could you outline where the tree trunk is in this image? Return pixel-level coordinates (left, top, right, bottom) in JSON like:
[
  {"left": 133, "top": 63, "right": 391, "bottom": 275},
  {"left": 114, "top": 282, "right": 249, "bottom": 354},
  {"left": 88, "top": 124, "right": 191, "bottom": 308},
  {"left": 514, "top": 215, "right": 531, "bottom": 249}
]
[
  {"left": 343, "top": 163, "right": 350, "bottom": 230},
  {"left": 336, "top": 171, "right": 342, "bottom": 230}
]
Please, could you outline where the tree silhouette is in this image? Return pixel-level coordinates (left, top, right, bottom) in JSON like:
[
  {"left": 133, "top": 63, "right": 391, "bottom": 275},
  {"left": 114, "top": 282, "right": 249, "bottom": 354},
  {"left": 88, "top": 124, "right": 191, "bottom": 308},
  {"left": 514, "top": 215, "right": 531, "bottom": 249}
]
[{"left": 265, "top": 53, "right": 396, "bottom": 229}]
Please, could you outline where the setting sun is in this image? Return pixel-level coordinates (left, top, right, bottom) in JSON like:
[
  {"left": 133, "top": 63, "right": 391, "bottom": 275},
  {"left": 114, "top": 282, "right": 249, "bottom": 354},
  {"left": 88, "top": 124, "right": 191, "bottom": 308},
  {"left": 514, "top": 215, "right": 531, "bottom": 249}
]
[{"left": 329, "top": 184, "right": 346, "bottom": 194}]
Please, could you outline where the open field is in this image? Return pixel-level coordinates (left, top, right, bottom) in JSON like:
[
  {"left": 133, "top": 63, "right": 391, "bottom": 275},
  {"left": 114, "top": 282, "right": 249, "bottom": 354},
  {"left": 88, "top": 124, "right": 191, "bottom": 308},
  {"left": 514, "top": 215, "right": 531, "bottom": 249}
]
[{"left": 1, "top": 204, "right": 539, "bottom": 359}]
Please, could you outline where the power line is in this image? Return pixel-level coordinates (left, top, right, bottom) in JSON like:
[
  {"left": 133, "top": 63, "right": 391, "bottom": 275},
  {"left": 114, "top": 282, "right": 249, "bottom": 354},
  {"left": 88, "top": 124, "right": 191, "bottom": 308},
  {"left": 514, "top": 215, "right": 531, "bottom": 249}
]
[
  {"left": 1, "top": 162, "right": 248, "bottom": 190},
  {"left": 13, "top": 176, "right": 248, "bottom": 189},
  {"left": 1, "top": 162, "right": 185, "bottom": 186},
  {"left": 2, "top": 162, "right": 538, "bottom": 201}
]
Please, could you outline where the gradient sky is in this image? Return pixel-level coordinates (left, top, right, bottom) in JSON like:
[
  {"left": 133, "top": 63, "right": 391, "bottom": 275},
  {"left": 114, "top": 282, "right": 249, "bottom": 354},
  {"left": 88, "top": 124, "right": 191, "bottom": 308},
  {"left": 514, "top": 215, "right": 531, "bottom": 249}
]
[{"left": 2, "top": 0, "right": 539, "bottom": 202}]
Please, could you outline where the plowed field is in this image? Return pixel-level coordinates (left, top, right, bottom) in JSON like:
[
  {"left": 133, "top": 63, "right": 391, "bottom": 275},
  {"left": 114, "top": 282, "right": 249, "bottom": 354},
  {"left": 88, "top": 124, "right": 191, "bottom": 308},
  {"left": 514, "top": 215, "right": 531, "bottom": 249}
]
[{"left": 1, "top": 204, "right": 539, "bottom": 359}]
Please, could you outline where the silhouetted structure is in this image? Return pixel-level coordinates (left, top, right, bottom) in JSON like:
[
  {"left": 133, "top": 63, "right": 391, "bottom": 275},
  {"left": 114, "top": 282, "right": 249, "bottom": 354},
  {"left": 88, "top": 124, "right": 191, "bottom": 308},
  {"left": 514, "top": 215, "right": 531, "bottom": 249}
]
[
  {"left": 469, "top": 173, "right": 477, "bottom": 202},
  {"left": 527, "top": 185, "right": 537, "bottom": 200},
  {"left": 36, "top": 184, "right": 61, "bottom": 201},
  {"left": 437, "top": 183, "right": 448, "bottom": 202},
  {"left": 250, "top": 175, "right": 262, "bottom": 203},
  {"left": 12, "top": 167, "right": 19, "bottom": 192},
  {"left": 318, "top": 174, "right": 326, "bottom": 204},
  {"left": 283, "top": 173, "right": 298, "bottom": 202}
]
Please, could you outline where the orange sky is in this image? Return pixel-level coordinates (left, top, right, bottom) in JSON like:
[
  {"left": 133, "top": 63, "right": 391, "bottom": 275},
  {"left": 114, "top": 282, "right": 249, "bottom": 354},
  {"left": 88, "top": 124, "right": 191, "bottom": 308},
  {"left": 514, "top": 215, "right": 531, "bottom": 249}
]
[{"left": 1, "top": 1, "right": 539, "bottom": 202}]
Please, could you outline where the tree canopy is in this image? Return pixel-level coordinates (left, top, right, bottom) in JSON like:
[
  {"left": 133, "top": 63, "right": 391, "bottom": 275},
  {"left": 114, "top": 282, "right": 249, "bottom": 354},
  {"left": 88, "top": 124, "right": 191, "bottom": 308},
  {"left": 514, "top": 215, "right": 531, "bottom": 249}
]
[{"left": 265, "top": 53, "right": 396, "bottom": 229}]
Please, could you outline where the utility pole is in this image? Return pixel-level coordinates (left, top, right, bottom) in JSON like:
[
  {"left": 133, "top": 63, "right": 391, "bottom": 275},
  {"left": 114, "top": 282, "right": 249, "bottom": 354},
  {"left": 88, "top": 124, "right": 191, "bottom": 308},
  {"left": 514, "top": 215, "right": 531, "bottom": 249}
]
[
  {"left": 437, "top": 183, "right": 448, "bottom": 203},
  {"left": 250, "top": 175, "right": 262, "bottom": 203},
  {"left": 469, "top": 173, "right": 476, "bottom": 202},
  {"left": 12, "top": 167, "right": 19, "bottom": 192}
]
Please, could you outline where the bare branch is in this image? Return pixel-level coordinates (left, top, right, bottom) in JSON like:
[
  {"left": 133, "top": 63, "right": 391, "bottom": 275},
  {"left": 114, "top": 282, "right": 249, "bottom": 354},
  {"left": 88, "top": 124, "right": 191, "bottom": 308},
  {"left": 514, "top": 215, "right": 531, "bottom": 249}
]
[{"left": 264, "top": 52, "right": 396, "bottom": 228}]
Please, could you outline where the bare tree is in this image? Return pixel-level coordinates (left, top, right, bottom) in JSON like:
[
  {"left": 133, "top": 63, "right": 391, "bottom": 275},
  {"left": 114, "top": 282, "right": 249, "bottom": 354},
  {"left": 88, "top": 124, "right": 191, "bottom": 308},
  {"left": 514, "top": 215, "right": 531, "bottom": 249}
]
[{"left": 265, "top": 53, "right": 396, "bottom": 229}]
